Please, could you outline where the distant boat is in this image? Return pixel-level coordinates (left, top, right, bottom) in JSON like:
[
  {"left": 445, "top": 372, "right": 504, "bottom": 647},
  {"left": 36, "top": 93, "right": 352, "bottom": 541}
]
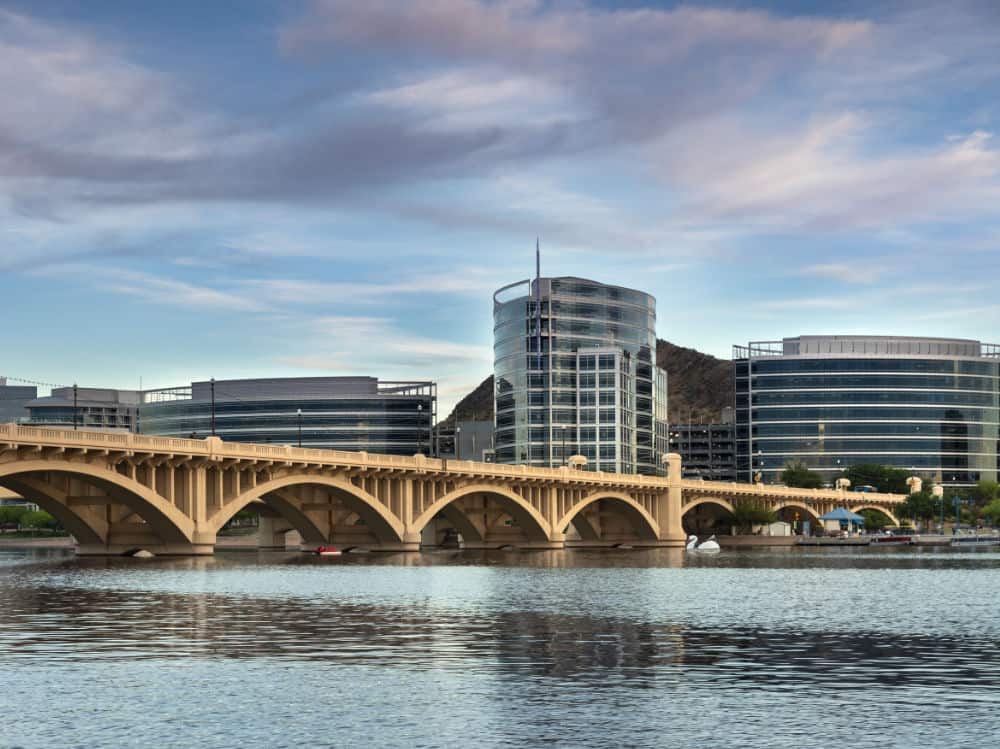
[
  {"left": 314, "top": 546, "right": 342, "bottom": 556},
  {"left": 950, "top": 535, "right": 1000, "bottom": 547},
  {"left": 869, "top": 534, "right": 913, "bottom": 545}
]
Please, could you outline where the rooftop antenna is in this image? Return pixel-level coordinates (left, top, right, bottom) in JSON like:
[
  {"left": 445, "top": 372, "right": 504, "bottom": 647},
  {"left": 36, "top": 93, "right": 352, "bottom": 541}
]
[{"left": 535, "top": 238, "right": 541, "bottom": 373}]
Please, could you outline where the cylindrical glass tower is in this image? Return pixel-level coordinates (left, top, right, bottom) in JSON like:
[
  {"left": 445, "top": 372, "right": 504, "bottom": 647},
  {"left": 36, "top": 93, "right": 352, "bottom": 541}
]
[
  {"left": 734, "top": 336, "right": 1000, "bottom": 487},
  {"left": 494, "top": 276, "right": 667, "bottom": 474}
]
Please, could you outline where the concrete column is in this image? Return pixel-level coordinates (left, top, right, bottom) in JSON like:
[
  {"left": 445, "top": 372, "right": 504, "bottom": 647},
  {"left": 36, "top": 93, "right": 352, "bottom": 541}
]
[
  {"left": 257, "top": 516, "right": 290, "bottom": 549},
  {"left": 191, "top": 467, "right": 207, "bottom": 525},
  {"left": 658, "top": 453, "right": 686, "bottom": 545},
  {"left": 401, "top": 478, "right": 421, "bottom": 546}
]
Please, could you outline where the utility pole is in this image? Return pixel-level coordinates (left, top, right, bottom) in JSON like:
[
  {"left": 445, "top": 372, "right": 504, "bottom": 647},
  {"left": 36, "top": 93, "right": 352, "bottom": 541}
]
[
  {"left": 210, "top": 378, "right": 216, "bottom": 437},
  {"left": 73, "top": 383, "right": 78, "bottom": 431},
  {"left": 297, "top": 407, "right": 302, "bottom": 448}
]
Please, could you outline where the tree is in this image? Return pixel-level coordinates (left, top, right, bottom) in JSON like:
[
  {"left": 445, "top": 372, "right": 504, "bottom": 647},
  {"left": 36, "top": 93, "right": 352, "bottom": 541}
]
[
  {"left": 0, "top": 506, "right": 28, "bottom": 526},
  {"left": 898, "top": 490, "right": 940, "bottom": 529},
  {"left": 970, "top": 480, "right": 1000, "bottom": 509},
  {"left": 841, "top": 464, "right": 910, "bottom": 494},
  {"left": 982, "top": 499, "right": 1000, "bottom": 526},
  {"left": 859, "top": 508, "right": 893, "bottom": 530},
  {"left": 781, "top": 462, "right": 824, "bottom": 489},
  {"left": 18, "top": 510, "right": 56, "bottom": 530},
  {"left": 732, "top": 504, "right": 777, "bottom": 534}
]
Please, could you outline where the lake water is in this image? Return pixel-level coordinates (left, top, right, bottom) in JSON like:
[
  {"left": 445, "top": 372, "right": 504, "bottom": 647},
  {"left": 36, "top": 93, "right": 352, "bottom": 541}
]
[{"left": 1, "top": 546, "right": 998, "bottom": 748}]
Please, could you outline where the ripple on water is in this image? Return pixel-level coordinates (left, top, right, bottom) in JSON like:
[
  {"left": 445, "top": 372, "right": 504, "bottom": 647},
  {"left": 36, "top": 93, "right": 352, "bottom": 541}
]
[{"left": 0, "top": 547, "right": 998, "bottom": 748}]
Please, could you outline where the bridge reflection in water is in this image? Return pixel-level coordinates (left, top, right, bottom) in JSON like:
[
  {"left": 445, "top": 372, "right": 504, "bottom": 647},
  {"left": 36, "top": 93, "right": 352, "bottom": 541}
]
[
  {"left": 0, "top": 425, "right": 905, "bottom": 555},
  {"left": 3, "top": 549, "right": 1000, "bottom": 749},
  {"left": 1, "top": 551, "right": 996, "bottom": 693}
]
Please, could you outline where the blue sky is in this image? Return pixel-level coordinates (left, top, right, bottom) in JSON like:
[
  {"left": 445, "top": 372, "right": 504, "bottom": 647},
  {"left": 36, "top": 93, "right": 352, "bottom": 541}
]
[{"left": 1, "top": 0, "right": 999, "bottom": 413}]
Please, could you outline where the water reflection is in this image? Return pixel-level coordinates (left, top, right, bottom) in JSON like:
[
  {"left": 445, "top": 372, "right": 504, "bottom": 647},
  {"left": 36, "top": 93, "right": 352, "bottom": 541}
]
[{"left": 2, "top": 550, "right": 998, "bottom": 698}]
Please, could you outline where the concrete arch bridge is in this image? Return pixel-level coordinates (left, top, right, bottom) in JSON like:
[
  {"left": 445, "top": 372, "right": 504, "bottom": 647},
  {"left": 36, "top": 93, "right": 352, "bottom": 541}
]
[{"left": 0, "top": 425, "right": 906, "bottom": 555}]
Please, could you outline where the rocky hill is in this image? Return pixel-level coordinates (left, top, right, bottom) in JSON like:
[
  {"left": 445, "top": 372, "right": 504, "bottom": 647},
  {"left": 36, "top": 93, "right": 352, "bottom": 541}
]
[
  {"left": 655, "top": 339, "right": 734, "bottom": 424},
  {"left": 441, "top": 339, "right": 734, "bottom": 426}
]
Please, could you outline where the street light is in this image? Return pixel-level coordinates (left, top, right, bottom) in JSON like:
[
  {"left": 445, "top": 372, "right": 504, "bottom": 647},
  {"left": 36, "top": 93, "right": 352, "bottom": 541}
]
[
  {"left": 416, "top": 404, "right": 424, "bottom": 455},
  {"left": 455, "top": 425, "right": 462, "bottom": 460},
  {"left": 953, "top": 495, "right": 963, "bottom": 535},
  {"left": 942, "top": 475, "right": 958, "bottom": 532},
  {"left": 296, "top": 407, "right": 302, "bottom": 448}
]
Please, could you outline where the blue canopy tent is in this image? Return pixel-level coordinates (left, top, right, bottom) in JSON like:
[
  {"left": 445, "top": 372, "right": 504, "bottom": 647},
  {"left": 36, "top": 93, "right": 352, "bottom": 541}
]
[{"left": 819, "top": 507, "right": 866, "bottom": 533}]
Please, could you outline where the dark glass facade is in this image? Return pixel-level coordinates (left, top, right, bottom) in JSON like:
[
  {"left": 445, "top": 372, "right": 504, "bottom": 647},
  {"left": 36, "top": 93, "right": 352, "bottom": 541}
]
[
  {"left": 734, "top": 336, "right": 1000, "bottom": 486},
  {"left": 668, "top": 422, "right": 737, "bottom": 481},
  {"left": 494, "top": 276, "right": 667, "bottom": 474},
  {"left": 140, "top": 378, "right": 435, "bottom": 456},
  {"left": 24, "top": 387, "right": 139, "bottom": 432}
]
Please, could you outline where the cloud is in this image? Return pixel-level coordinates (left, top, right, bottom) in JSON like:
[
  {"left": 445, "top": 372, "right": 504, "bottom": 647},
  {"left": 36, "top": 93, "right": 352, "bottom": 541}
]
[
  {"left": 32, "top": 266, "right": 265, "bottom": 312},
  {"left": 655, "top": 117, "right": 1000, "bottom": 230},
  {"left": 276, "top": 315, "right": 493, "bottom": 413},
  {"left": 235, "top": 270, "right": 501, "bottom": 305},
  {"left": 4, "top": 0, "right": 998, "bottom": 244},
  {"left": 797, "top": 263, "right": 888, "bottom": 285}
]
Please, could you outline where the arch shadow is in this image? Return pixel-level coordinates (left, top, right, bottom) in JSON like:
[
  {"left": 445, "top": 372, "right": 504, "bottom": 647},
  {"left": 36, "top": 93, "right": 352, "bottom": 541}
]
[
  {"left": 556, "top": 491, "right": 659, "bottom": 540},
  {"left": 772, "top": 502, "right": 823, "bottom": 524},
  {"left": 1, "top": 476, "right": 105, "bottom": 545},
  {"left": 211, "top": 476, "right": 406, "bottom": 544},
  {"left": 850, "top": 505, "right": 901, "bottom": 527},
  {"left": 681, "top": 496, "right": 736, "bottom": 518},
  {"left": 412, "top": 483, "right": 551, "bottom": 542},
  {"left": 0, "top": 460, "right": 194, "bottom": 544}
]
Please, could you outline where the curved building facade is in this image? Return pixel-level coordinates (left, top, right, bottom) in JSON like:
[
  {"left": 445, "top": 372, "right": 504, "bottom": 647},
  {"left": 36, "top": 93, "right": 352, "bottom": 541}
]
[
  {"left": 140, "top": 377, "right": 435, "bottom": 456},
  {"left": 734, "top": 336, "right": 1000, "bottom": 486},
  {"left": 494, "top": 276, "right": 668, "bottom": 474}
]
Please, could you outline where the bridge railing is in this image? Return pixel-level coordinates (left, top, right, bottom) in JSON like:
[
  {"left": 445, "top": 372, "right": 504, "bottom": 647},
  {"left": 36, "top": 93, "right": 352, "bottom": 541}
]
[
  {"left": 680, "top": 478, "right": 905, "bottom": 504},
  {"left": 1, "top": 424, "right": 903, "bottom": 500},
  {"left": 0, "top": 423, "right": 668, "bottom": 487}
]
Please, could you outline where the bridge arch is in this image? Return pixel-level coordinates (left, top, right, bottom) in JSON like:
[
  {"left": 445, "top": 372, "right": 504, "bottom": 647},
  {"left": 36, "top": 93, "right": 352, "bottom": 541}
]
[
  {"left": 210, "top": 476, "right": 406, "bottom": 544},
  {"left": 850, "top": 505, "right": 901, "bottom": 527},
  {"left": 0, "top": 460, "right": 194, "bottom": 544},
  {"left": 556, "top": 491, "right": 659, "bottom": 540},
  {"left": 772, "top": 502, "right": 823, "bottom": 524},
  {"left": 412, "top": 483, "right": 550, "bottom": 542},
  {"left": 0, "top": 475, "right": 106, "bottom": 545},
  {"left": 680, "top": 496, "right": 736, "bottom": 517}
]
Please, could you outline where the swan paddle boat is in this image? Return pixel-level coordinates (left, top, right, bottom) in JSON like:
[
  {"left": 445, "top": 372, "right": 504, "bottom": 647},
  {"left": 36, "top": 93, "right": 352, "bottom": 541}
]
[{"left": 686, "top": 534, "right": 722, "bottom": 553}]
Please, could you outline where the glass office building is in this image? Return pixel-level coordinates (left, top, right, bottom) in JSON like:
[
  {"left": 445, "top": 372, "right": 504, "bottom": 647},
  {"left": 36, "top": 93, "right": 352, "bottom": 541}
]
[
  {"left": 0, "top": 379, "right": 37, "bottom": 424},
  {"left": 493, "top": 276, "right": 668, "bottom": 475},
  {"left": 140, "top": 377, "right": 436, "bottom": 456},
  {"left": 734, "top": 336, "right": 1000, "bottom": 486},
  {"left": 24, "top": 387, "right": 139, "bottom": 432}
]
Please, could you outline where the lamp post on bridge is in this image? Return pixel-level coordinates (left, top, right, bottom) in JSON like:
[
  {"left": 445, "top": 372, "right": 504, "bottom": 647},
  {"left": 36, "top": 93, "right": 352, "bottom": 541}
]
[
  {"left": 455, "top": 425, "right": 462, "bottom": 460},
  {"left": 417, "top": 404, "right": 424, "bottom": 455},
  {"left": 297, "top": 407, "right": 302, "bottom": 448}
]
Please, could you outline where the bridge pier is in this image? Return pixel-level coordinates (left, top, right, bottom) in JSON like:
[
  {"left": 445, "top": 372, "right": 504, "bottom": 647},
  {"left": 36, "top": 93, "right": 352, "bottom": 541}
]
[
  {"left": 256, "top": 516, "right": 295, "bottom": 550},
  {"left": 76, "top": 541, "right": 215, "bottom": 556}
]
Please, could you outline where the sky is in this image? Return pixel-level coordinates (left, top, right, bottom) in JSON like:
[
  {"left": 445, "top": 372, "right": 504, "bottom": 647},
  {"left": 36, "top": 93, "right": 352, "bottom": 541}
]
[{"left": 1, "top": 0, "right": 999, "bottom": 414}]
